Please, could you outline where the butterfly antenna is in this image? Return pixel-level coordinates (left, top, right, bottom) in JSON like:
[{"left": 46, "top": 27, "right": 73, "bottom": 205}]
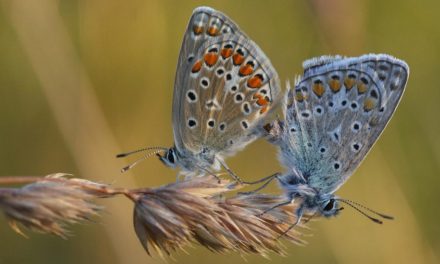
[
  {"left": 120, "top": 149, "right": 166, "bottom": 173},
  {"left": 336, "top": 199, "right": 387, "bottom": 224},
  {"left": 116, "top": 147, "right": 168, "bottom": 158},
  {"left": 338, "top": 198, "right": 394, "bottom": 220}
]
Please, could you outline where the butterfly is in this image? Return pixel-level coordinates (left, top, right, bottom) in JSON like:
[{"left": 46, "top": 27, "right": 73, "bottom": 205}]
[
  {"left": 259, "top": 54, "right": 409, "bottom": 226},
  {"left": 117, "top": 6, "right": 281, "bottom": 180}
]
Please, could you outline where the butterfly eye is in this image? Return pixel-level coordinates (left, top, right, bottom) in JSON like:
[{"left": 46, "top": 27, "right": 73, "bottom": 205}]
[
  {"left": 167, "top": 149, "right": 175, "bottom": 164},
  {"left": 323, "top": 199, "right": 335, "bottom": 211}
]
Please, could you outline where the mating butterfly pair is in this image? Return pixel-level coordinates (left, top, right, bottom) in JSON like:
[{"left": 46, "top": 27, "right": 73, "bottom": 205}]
[{"left": 118, "top": 7, "right": 409, "bottom": 224}]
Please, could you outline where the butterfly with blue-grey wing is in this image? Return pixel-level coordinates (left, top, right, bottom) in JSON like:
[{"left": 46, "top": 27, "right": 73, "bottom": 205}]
[
  {"left": 253, "top": 54, "right": 409, "bottom": 230},
  {"left": 117, "top": 6, "right": 281, "bottom": 182}
]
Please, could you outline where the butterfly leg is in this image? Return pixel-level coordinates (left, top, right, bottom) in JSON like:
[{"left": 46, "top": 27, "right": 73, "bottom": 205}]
[
  {"left": 257, "top": 198, "right": 294, "bottom": 217},
  {"left": 217, "top": 158, "right": 245, "bottom": 183},
  {"left": 238, "top": 173, "right": 280, "bottom": 195},
  {"left": 245, "top": 172, "right": 281, "bottom": 184},
  {"left": 277, "top": 205, "right": 304, "bottom": 239}
]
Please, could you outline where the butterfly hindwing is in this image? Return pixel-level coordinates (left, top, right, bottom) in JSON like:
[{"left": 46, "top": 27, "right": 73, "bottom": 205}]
[
  {"left": 278, "top": 54, "right": 409, "bottom": 194},
  {"left": 173, "top": 7, "right": 280, "bottom": 158}
]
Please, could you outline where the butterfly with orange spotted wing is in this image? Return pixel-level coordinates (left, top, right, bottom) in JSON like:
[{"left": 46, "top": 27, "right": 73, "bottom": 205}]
[
  {"left": 258, "top": 54, "right": 409, "bottom": 228},
  {"left": 117, "top": 6, "right": 281, "bottom": 181}
]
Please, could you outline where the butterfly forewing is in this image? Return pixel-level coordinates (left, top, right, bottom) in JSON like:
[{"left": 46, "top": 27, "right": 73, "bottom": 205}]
[
  {"left": 172, "top": 7, "right": 280, "bottom": 158},
  {"left": 278, "top": 54, "right": 408, "bottom": 194},
  {"left": 177, "top": 35, "right": 280, "bottom": 155}
]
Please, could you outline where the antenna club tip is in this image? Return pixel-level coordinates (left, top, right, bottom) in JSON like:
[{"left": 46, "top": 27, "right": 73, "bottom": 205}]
[
  {"left": 373, "top": 219, "right": 383, "bottom": 224},
  {"left": 116, "top": 153, "right": 127, "bottom": 158},
  {"left": 121, "top": 166, "right": 130, "bottom": 173}
]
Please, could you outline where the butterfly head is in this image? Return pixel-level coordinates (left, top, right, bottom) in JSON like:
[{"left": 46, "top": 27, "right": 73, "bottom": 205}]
[
  {"left": 158, "top": 147, "right": 179, "bottom": 168},
  {"left": 318, "top": 195, "right": 343, "bottom": 218}
]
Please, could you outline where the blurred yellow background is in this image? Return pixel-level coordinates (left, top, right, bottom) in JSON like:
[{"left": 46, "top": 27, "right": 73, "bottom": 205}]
[{"left": 0, "top": 0, "right": 438, "bottom": 263}]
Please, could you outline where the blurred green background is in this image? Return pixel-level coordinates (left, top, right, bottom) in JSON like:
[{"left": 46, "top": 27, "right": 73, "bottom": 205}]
[{"left": 0, "top": 0, "right": 439, "bottom": 263}]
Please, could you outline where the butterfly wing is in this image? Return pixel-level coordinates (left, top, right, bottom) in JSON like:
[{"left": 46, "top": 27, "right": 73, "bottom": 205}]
[
  {"left": 277, "top": 54, "right": 409, "bottom": 194},
  {"left": 173, "top": 7, "right": 281, "bottom": 160}
]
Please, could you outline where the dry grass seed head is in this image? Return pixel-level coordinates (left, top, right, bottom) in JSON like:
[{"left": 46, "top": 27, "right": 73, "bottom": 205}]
[{"left": 132, "top": 176, "right": 308, "bottom": 257}]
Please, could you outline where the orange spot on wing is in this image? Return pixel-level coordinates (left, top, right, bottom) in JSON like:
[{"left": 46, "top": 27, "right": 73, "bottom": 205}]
[
  {"left": 221, "top": 48, "right": 233, "bottom": 59},
  {"left": 312, "top": 82, "right": 325, "bottom": 97},
  {"left": 193, "top": 25, "right": 203, "bottom": 35},
  {"left": 363, "top": 98, "right": 376, "bottom": 111},
  {"left": 191, "top": 60, "right": 202, "bottom": 73},
  {"left": 204, "top": 52, "right": 218, "bottom": 67},
  {"left": 247, "top": 75, "right": 263, "bottom": 88},
  {"left": 258, "top": 98, "right": 269, "bottom": 106},
  {"left": 207, "top": 26, "right": 219, "bottom": 36},
  {"left": 254, "top": 93, "right": 269, "bottom": 106},
  {"left": 239, "top": 64, "right": 254, "bottom": 76},
  {"left": 329, "top": 79, "right": 341, "bottom": 92},
  {"left": 232, "top": 53, "right": 244, "bottom": 65},
  {"left": 344, "top": 76, "right": 355, "bottom": 90},
  {"left": 260, "top": 105, "right": 268, "bottom": 114},
  {"left": 357, "top": 81, "right": 368, "bottom": 94}
]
